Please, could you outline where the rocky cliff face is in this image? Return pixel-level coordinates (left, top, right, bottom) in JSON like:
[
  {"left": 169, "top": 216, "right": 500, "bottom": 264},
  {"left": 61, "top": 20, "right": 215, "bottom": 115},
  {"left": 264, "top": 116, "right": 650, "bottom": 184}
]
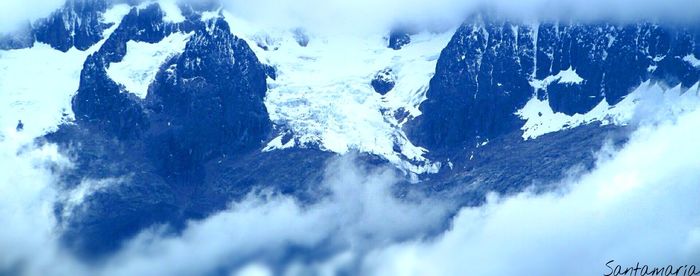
[
  {"left": 45, "top": 3, "right": 277, "bottom": 256},
  {"left": 144, "top": 18, "right": 271, "bottom": 183},
  {"left": 72, "top": 4, "right": 189, "bottom": 139},
  {"left": 0, "top": 0, "right": 112, "bottom": 51},
  {"left": 35, "top": 0, "right": 112, "bottom": 52},
  {"left": 410, "top": 15, "right": 700, "bottom": 151}
]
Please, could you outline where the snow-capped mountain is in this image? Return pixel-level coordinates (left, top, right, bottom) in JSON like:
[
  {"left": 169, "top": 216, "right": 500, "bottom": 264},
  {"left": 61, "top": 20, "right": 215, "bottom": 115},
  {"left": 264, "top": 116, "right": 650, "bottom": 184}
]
[
  {"left": 411, "top": 17, "right": 700, "bottom": 151},
  {"left": 2, "top": 0, "right": 700, "bottom": 273}
]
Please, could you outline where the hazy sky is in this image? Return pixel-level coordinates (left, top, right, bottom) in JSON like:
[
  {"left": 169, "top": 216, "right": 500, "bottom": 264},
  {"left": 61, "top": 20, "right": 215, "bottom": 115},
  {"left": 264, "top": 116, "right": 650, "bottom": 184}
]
[
  {"left": 221, "top": 0, "right": 700, "bottom": 33},
  {"left": 2, "top": 0, "right": 700, "bottom": 34},
  {"left": 0, "top": 0, "right": 64, "bottom": 33}
]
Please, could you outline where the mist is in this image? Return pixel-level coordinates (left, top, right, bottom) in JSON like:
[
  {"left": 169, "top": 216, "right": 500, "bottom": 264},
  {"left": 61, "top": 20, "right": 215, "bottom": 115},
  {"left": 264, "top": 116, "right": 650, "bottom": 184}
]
[
  {"left": 97, "top": 155, "right": 453, "bottom": 275},
  {"left": 221, "top": 0, "right": 700, "bottom": 34},
  {"left": 2, "top": 87, "right": 700, "bottom": 275},
  {"left": 361, "top": 107, "right": 700, "bottom": 275},
  {"left": 0, "top": 137, "right": 455, "bottom": 275},
  {"left": 0, "top": 0, "right": 64, "bottom": 34},
  {"left": 4, "top": 0, "right": 700, "bottom": 36}
]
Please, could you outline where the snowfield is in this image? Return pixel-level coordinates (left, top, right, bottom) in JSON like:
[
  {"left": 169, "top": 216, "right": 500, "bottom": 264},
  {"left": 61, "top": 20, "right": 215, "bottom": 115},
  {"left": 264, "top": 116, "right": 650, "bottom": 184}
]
[
  {"left": 106, "top": 32, "right": 192, "bottom": 99},
  {"left": 224, "top": 13, "right": 452, "bottom": 174},
  {"left": 0, "top": 5, "right": 130, "bottom": 139},
  {"left": 517, "top": 81, "right": 700, "bottom": 139},
  {"left": 4, "top": 2, "right": 699, "bottom": 176}
]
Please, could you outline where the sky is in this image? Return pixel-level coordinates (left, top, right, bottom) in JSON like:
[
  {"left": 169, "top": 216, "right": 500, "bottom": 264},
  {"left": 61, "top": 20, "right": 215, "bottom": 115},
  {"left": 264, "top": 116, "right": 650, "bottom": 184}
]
[
  {"left": 2, "top": 0, "right": 700, "bottom": 34},
  {"left": 220, "top": 0, "right": 700, "bottom": 33},
  {"left": 0, "top": 0, "right": 64, "bottom": 33}
]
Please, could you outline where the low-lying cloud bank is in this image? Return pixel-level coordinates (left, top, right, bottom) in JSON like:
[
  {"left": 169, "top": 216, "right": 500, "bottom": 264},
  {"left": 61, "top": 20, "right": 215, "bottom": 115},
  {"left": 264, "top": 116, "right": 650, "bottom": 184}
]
[
  {"left": 1, "top": 89, "right": 700, "bottom": 275},
  {"left": 0, "top": 135, "right": 454, "bottom": 275},
  {"left": 0, "top": 130, "right": 81, "bottom": 275},
  {"left": 99, "top": 155, "right": 454, "bottom": 275},
  {"left": 3, "top": 0, "right": 700, "bottom": 35},
  {"left": 221, "top": 0, "right": 700, "bottom": 33},
  {"left": 361, "top": 110, "right": 700, "bottom": 275}
]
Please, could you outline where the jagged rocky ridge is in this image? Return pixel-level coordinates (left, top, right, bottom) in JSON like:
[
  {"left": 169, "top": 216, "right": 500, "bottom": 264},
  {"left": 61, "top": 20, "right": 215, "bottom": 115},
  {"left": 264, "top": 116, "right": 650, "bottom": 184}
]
[
  {"left": 410, "top": 16, "right": 700, "bottom": 151},
  {"left": 0, "top": 0, "right": 110, "bottom": 51},
  {"left": 41, "top": 2, "right": 334, "bottom": 256}
]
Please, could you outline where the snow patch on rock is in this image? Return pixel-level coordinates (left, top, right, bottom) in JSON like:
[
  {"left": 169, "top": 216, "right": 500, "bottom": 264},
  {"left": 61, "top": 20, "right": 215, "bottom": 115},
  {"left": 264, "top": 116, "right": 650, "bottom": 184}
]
[
  {"left": 159, "top": 0, "right": 186, "bottom": 23},
  {"left": 106, "top": 32, "right": 192, "bottom": 98},
  {"left": 263, "top": 133, "right": 296, "bottom": 151},
  {"left": 530, "top": 66, "right": 584, "bottom": 90},
  {"left": 517, "top": 81, "right": 700, "bottom": 139},
  {"left": 102, "top": 4, "right": 131, "bottom": 24},
  {"left": 683, "top": 54, "right": 700, "bottom": 68}
]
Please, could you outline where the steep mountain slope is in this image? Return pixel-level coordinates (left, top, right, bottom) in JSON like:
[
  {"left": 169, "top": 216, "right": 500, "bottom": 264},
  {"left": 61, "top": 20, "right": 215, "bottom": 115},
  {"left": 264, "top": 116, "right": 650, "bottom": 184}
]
[
  {"left": 410, "top": 16, "right": 700, "bottom": 151},
  {"left": 40, "top": 1, "right": 287, "bottom": 255},
  {"left": 0, "top": 0, "right": 111, "bottom": 51},
  {"left": 405, "top": 16, "right": 700, "bottom": 204}
]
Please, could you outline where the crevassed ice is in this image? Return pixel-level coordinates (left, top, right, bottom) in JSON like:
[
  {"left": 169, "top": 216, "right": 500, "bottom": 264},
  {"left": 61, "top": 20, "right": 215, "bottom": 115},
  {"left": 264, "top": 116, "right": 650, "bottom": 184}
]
[{"left": 223, "top": 12, "right": 452, "bottom": 174}]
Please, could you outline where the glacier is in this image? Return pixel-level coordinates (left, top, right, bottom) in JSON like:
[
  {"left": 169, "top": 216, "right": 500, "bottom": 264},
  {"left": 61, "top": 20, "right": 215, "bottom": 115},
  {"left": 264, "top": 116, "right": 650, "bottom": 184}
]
[{"left": 223, "top": 13, "right": 453, "bottom": 174}]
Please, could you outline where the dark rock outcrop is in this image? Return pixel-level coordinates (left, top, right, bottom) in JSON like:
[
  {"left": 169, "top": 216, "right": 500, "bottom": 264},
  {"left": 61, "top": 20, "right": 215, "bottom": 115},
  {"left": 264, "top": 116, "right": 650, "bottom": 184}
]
[
  {"left": 371, "top": 68, "right": 396, "bottom": 95},
  {"left": 34, "top": 0, "right": 112, "bottom": 52},
  {"left": 47, "top": 5, "right": 276, "bottom": 257},
  {"left": 410, "top": 15, "right": 700, "bottom": 151},
  {"left": 410, "top": 18, "right": 533, "bottom": 150},
  {"left": 388, "top": 29, "right": 411, "bottom": 50},
  {"left": 144, "top": 18, "right": 271, "bottom": 183},
  {"left": 0, "top": 0, "right": 111, "bottom": 51}
]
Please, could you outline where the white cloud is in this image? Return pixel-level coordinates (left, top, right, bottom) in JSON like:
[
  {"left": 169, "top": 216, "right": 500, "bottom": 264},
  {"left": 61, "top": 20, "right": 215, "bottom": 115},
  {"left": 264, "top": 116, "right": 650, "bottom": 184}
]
[
  {"left": 221, "top": 0, "right": 700, "bottom": 34},
  {"left": 360, "top": 103, "right": 700, "bottom": 276},
  {"left": 1, "top": 84, "right": 699, "bottom": 276},
  {"left": 3, "top": 0, "right": 699, "bottom": 38},
  {"left": 0, "top": 0, "right": 65, "bottom": 34},
  {"left": 2, "top": 82, "right": 700, "bottom": 275},
  {"left": 0, "top": 131, "right": 452, "bottom": 275},
  {"left": 0, "top": 134, "right": 453, "bottom": 275},
  {"left": 0, "top": 130, "right": 86, "bottom": 275},
  {"left": 98, "top": 154, "right": 453, "bottom": 276}
]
